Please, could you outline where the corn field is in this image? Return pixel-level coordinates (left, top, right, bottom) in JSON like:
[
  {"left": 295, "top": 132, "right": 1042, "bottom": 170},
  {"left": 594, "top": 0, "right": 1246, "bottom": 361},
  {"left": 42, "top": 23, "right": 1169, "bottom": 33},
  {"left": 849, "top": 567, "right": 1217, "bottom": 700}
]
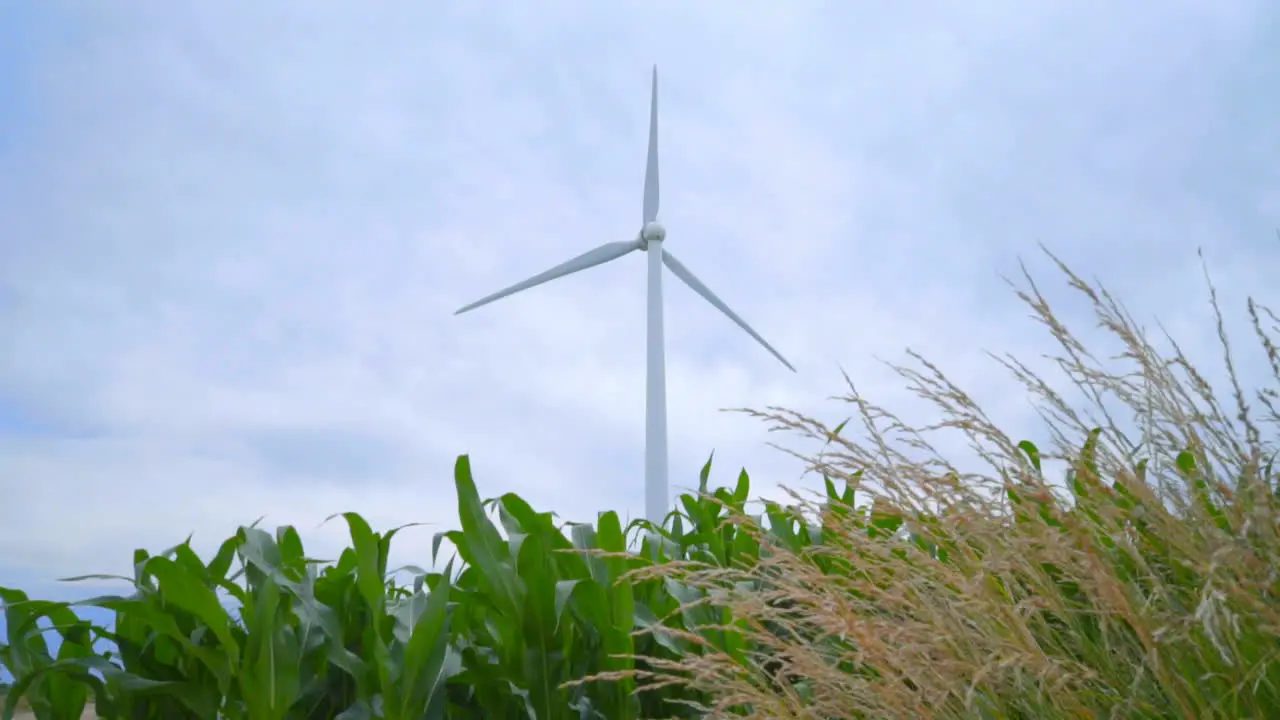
[{"left": 0, "top": 451, "right": 849, "bottom": 719}]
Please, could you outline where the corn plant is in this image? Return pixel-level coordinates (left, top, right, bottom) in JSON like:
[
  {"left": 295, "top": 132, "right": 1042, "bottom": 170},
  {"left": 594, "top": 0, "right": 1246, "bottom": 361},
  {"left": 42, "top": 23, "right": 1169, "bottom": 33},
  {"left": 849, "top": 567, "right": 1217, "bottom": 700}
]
[{"left": 2, "top": 504, "right": 459, "bottom": 720}]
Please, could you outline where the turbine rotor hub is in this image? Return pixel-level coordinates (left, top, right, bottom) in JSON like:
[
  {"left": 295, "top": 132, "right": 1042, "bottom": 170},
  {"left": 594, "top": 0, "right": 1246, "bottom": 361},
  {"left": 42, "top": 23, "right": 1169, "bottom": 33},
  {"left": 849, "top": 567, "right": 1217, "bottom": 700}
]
[{"left": 641, "top": 221, "right": 666, "bottom": 246}]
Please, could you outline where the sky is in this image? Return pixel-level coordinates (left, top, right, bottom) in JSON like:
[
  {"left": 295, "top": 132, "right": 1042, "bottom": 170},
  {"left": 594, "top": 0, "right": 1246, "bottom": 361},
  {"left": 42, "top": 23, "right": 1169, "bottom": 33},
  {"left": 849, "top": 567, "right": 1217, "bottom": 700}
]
[{"left": 0, "top": 0, "right": 1278, "bottom": 626}]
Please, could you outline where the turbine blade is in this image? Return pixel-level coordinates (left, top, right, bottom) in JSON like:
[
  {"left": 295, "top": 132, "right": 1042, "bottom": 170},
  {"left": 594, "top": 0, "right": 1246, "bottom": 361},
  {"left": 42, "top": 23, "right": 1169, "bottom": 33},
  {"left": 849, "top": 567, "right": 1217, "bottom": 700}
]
[
  {"left": 642, "top": 66, "right": 660, "bottom": 224},
  {"left": 662, "top": 250, "right": 796, "bottom": 372},
  {"left": 455, "top": 240, "right": 643, "bottom": 315}
]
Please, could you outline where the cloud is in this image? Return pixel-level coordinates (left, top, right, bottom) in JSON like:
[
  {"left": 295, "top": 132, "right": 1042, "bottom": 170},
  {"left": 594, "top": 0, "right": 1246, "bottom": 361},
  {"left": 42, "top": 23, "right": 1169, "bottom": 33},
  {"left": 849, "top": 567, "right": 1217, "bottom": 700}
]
[{"left": 1, "top": 0, "right": 1277, "bottom": 595}]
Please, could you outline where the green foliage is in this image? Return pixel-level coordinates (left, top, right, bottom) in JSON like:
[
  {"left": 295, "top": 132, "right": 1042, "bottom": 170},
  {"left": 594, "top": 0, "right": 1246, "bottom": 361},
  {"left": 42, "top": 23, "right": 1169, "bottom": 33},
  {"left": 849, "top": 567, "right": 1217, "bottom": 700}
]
[
  {"left": 4, "top": 439, "right": 1278, "bottom": 720},
  {"left": 3, "top": 436, "right": 1277, "bottom": 718}
]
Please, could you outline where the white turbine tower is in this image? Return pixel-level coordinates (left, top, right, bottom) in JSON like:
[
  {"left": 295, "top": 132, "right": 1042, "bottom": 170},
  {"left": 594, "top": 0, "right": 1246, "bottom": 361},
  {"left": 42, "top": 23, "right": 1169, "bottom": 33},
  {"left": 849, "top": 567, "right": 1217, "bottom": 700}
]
[{"left": 455, "top": 66, "right": 795, "bottom": 525}]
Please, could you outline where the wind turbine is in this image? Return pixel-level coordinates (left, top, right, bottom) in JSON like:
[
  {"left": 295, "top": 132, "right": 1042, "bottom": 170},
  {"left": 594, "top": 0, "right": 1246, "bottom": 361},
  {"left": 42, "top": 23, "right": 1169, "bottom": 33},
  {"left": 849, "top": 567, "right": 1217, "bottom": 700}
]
[{"left": 455, "top": 66, "right": 795, "bottom": 525}]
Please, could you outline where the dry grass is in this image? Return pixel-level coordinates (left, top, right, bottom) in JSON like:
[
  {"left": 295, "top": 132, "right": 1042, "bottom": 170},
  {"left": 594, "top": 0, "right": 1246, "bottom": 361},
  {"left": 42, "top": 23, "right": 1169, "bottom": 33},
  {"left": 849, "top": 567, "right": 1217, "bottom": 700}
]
[{"left": 628, "top": 249, "right": 1279, "bottom": 719}]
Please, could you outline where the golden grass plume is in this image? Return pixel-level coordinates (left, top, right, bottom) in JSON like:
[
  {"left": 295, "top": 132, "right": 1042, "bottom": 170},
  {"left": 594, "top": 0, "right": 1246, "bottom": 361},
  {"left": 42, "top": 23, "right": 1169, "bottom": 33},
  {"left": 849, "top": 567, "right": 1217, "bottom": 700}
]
[{"left": 625, "top": 249, "right": 1279, "bottom": 719}]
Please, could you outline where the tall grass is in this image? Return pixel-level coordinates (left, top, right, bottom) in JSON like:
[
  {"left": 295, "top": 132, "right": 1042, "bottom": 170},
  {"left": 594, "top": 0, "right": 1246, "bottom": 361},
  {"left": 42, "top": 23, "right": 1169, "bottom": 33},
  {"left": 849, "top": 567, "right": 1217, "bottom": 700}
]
[{"left": 616, "top": 250, "right": 1279, "bottom": 718}]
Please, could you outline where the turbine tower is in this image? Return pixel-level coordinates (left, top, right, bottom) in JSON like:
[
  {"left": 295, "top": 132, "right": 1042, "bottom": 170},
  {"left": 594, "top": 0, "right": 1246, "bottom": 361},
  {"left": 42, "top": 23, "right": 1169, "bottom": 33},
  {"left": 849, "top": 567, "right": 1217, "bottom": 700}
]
[{"left": 455, "top": 66, "right": 795, "bottom": 525}]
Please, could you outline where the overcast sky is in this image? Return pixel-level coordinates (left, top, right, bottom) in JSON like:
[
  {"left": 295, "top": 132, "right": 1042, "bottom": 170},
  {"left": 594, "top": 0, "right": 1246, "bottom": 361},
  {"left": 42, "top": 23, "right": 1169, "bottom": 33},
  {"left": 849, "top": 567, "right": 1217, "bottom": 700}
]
[{"left": 1, "top": 2, "right": 1278, "bottom": 605}]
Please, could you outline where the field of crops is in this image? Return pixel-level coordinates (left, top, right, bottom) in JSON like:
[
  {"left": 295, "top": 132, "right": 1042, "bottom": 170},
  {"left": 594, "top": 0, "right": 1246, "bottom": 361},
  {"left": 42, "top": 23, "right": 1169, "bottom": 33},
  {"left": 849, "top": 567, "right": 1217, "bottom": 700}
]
[
  {"left": 2, "top": 258, "right": 1278, "bottom": 719},
  {"left": 0, "top": 451, "right": 854, "bottom": 719}
]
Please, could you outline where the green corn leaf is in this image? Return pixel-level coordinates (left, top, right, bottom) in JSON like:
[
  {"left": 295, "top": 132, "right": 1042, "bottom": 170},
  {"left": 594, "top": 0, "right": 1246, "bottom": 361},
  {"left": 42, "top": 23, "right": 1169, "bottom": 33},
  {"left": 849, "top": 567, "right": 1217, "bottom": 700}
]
[
  {"left": 145, "top": 556, "right": 240, "bottom": 665},
  {"left": 452, "top": 456, "right": 524, "bottom": 618},
  {"left": 698, "top": 452, "right": 715, "bottom": 494},
  {"left": 390, "top": 574, "right": 457, "bottom": 720},
  {"left": 323, "top": 512, "right": 386, "bottom": 616},
  {"left": 733, "top": 468, "right": 751, "bottom": 508},
  {"left": 1018, "top": 439, "right": 1042, "bottom": 472}
]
